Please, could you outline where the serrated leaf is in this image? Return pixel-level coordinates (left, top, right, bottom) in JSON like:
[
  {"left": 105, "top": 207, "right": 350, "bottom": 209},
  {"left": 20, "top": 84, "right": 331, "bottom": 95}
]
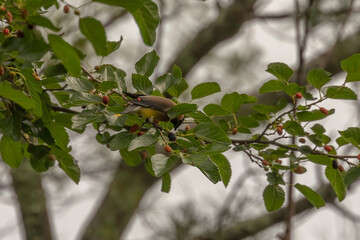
[
  {"left": 307, "top": 68, "right": 331, "bottom": 90},
  {"left": 311, "top": 124, "right": 326, "bottom": 135},
  {"left": 167, "top": 78, "right": 188, "bottom": 98},
  {"left": 109, "top": 131, "right": 135, "bottom": 151},
  {"left": 297, "top": 109, "right": 334, "bottom": 122},
  {"left": 151, "top": 154, "right": 178, "bottom": 177},
  {"left": 344, "top": 167, "right": 360, "bottom": 188},
  {"left": 66, "top": 78, "right": 94, "bottom": 92},
  {"left": 135, "top": 50, "right": 159, "bottom": 77},
  {"left": 99, "top": 64, "right": 127, "bottom": 92},
  {"left": 72, "top": 110, "right": 106, "bottom": 130},
  {"left": 27, "top": 145, "right": 53, "bottom": 172},
  {"left": 263, "top": 185, "right": 285, "bottom": 212},
  {"left": 51, "top": 146, "right": 80, "bottom": 183},
  {"left": 259, "top": 80, "right": 285, "bottom": 94},
  {"left": 252, "top": 104, "right": 277, "bottom": 115},
  {"left": 191, "top": 82, "right": 221, "bottom": 100},
  {"left": 167, "top": 103, "right": 197, "bottom": 119},
  {"left": 203, "top": 104, "right": 229, "bottom": 116},
  {"left": 283, "top": 121, "right": 305, "bottom": 136},
  {"left": 210, "top": 154, "right": 231, "bottom": 187},
  {"left": 132, "top": 73, "right": 153, "bottom": 94},
  {"left": 187, "top": 154, "right": 221, "bottom": 184},
  {"left": 119, "top": 148, "right": 142, "bottom": 166},
  {"left": 194, "top": 122, "right": 231, "bottom": 145},
  {"left": 341, "top": 53, "right": 360, "bottom": 73},
  {"left": 0, "top": 136, "right": 23, "bottom": 168},
  {"left": 128, "top": 134, "right": 157, "bottom": 151},
  {"left": 339, "top": 127, "right": 360, "bottom": 150},
  {"left": 221, "top": 92, "right": 243, "bottom": 113},
  {"left": 45, "top": 122, "right": 69, "bottom": 151},
  {"left": 295, "top": 184, "right": 325, "bottom": 208},
  {"left": 266, "top": 172, "right": 285, "bottom": 185},
  {"left": 238, "top": 116, "right": 259, "bottom": 128},
  {"left": 266, "top": 62, "right": 293, "bottom": 82},
  {"left": 284, "top": 83, "right": 302, "bottom": 96},
  {"left": 198, "top": 144, "right": 231, "bottom": 155},
  {"left": 325, "top": 165, "right": 346, "bottom": 201},
  {"left": 79, "top": 17, "right": 108, "bottom": 56},
  {"left": 325, "top": 86, "right": 357, "bottom": 100},
  {"left": 187, "top": 111, "right": 212, "bottom": 123},
  {"left": 161, "top": 172, "right": 171, "bottom": 193},
  {"left": 307, "top": 154, "right": 332, "bottom": 166},
  {"left": 28, "top": 15, "right": 61, "bottom": 32},
  {"left": 48, "top": 34, "right": 81, "bottom": 77},
  {"left": 0, "top": 81, "right": 35, "bottom": 110}
]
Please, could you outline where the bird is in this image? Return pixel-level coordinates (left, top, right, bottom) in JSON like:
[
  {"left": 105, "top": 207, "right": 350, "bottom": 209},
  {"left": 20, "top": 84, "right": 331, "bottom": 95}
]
[{"left": 120, "top": 92, "right": 184, "bottom": 130}]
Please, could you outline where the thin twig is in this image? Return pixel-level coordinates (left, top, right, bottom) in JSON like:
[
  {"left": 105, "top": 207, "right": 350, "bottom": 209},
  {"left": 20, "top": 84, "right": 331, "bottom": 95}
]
[{"left": 81, "top": 65, "right": 101, "bottom": 83}]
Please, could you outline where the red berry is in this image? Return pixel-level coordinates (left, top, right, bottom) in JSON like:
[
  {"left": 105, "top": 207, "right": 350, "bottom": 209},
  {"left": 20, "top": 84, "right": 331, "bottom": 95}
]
[
  {"left": 293, "top": 166, "right": 305, "bottom": 174},
  {"left": 276, "top": 125, "right": 283, "bottom": 135},
  {"left": 130, "top": 124, "right": 139, "bottom": 133},
  {"left": 261, "top": 160, "right": 269, "bottom": 166},
  {"left": 338, "top": 164, "right": 344, "bottom": 172},
  {"left": 0, "top": 6, "right": 6, "bottom": 12},
  {"left": 137, "top": 131, "right": 144, "bottom": 137},
  {"left": 357, "top": 154, "right": 360, "bottom": 161},
  {"left": 299, "top": 138, "right": 306, "bottom": 143},
  {"left": 232, "top": 127, "right": 237, "bottom": 135},
  {"left": 324, "top": 145, "right": 332, "bottom": 152},
  {"left": 32, "top": 72, "right": 37, "bottom": 77},
  {"left": 94, "top": 65, "right": 100, "bottom": 71},
  {"left": 185, "top": 125, "right": 191, "bottom": 131},
  {"left": 140, "top": 151, "right": 148, "bottom": 159},
  {"left": 0, "top": 66, "right": 4, "bottom": 76},
  {"left": 164, "top": 145, "right": 172, "bottom": 153},
  {"left": 102, "top": 95, "right": 109, "bottom": 105},
  {"left": 35, "top": 76, "right": 40, "bottom": 81},
  {"left": 275, "top": 159, "right": 282, "bottom": 164},
  {"left": 295, "top": 92, "right": 303, "bottom": 99},
  {"left": 64, "top": 5, "right": 70, "bottom": 13},
  {"left": 3, "top": 28, "right": 9, "bottom": 35},
  {"left": 5, "top": 11, "right": 12, "bottom": 23},
  {"left": 319, "top": 107, "right": 329, "bottom": 115}
]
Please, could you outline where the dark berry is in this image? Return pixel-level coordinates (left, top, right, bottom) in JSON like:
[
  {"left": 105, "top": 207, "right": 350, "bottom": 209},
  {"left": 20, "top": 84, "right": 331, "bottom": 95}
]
[
  {"left": 167, "top": 132, "right": 177, "bottom": 141},
  {"left": 102, "top": 95, "right": 109, "bottom": 105}
]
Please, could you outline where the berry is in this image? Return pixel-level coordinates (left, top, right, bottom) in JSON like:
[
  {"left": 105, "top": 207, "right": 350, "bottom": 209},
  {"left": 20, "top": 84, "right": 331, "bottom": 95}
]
[
  {"left": 153, "top": 120, "right": 159, "bottom": 125},
  {"left": 332, "top": 160, "right": 338, "bottom": 169},
  {"left": 357, "top": 154, "right": 360, "bottom": 161},
  {"left": 276, "top": 125, "right": 283, "bottom": 135},
  {"left": 64, "top": 5, "right": 70, "bottom": 13},
  {"left": 0, "top": 66, "right": 4, "bottom": 76},
  {"left": 130, "top": 124, "right": 139, "bottom": 133},
  {"left": 16, "top": 30, "right": 24, "bottom": 38},
  {"left": 35, "top": 76, "right": 40, "bottom": 81},
  {"left": 164, "top": 145, "right": 172, "bottom": 153},
  {"left": 32, "top": 72, "right": 37, "bottom": 77},
  {"left": 94, "top": 65, "right": 100, "bottom": 71},
  {"left": 293, "top": 166, "right": 305, "bottom": 174},
  {"left": 295, "top": 92, "right": 303, "bottom": 99},
  {"left": 261, "top": 160, "right": 269, "bottom": 166},
  {"left": 167, "top": 132, "right": 177, "bottom": 141},
  {"left": 74, "top": 9, "right": 80, "bottom": 15},
  {"left": 338, "top": 164, "right": 344, "bottom": 172},
  {"left": 5, "top": 11, "right": 13, "bottom": 23},
  {"left": 20, "top": 8, "right": 28, "bottom": 18},
  {"left": 3, "top": 28, "right": 9, "bottom": 35},
  {"left": 185, "top": 125, "right": 191, "bottom": 131},
  {"left": 140, "top": 151, "right": 148, "bottom": 159},
  {"left": 102, "top": 95, "right": 109, "bottom": 105},
  {"left": 232, "top": 127, "right": 238, "bottom": 135},
  {"left": 137, "top": 131, "right": 144, "bottom": 137},
  {"left": 319, "top": 107, "right": 329, "bottom": 115},
  {"left": 299, "top": 138, "right": 306, "bottom": 143},
  {"left": 324, "top": 145, "right": 332, "bottom": 152},
  {"left": 0, "top": 6, "right": 6, "bottom": 12},
  {"left": 275, "top": 159, "right": 282, "bottom": 164}
]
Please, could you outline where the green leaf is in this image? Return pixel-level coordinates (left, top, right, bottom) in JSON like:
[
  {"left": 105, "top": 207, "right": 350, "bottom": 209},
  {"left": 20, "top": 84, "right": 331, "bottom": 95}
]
[
  {"left": 167, "top": 78, "right": 188, "bottom": 98},
  {"left": 283, "top": 121, "right": 305, "bottom": 136},
  {"left": 161, "top": 172, "right": 171, "bottom": 193},
  {"left": 128, "top": 134, "right": 157, "bottom": 151},
  {"left": 203, "top": 104, "right": 229, "bottom": 116},
  {"left": 0, "top": 81, "right": 35, "bottom": 110},
  {"left": 295, "top": 184, "right": 325, "bottom": 208},
  {"left": 221, "top": 92, "right": 243, "bottom": 113},
  {"left": 119, "top": 148, "right": 142, "bottom": 166},
  {"left": 99, "top": 64, "right": 127, "bottom": 92},
  {"left": 252, "top": 104, "right": 276, "bottom": 115},
  {"left": 240, "top": 94, "right": 257, "bottom": 104},
  {"left": 72, "top": 110, "right": 106, "bottom": 130},
  {"left": 28, "top": 145, "right": 54, "bottom": 172},
  {"left": 45, "top": 122, "right": 69, "bottom": 151},
  {"left": 266, "top": 172, "right": 285, "bottom": 185},
  {"left": 48, "top": 34, "right": 81, "bottom": 77},
  {"left": 198, "top": 144, "right": 231, "bottom": 155},
  {"left": 0, "top": 110, "right": 23, "bottom": 141},
  {"left": 106, "top": 38, "right": 123, "bottom": 55},
  {"left": 194, "top": 122, "right": 231, "bottom": 145},
  {"left": 21, "top": 68, "right": 43, "bottom": 117},
  {"left": 79, "top": 17, "right": 107, "bottom": 56},
  {"left": 325, "top": 86, "right": 357, "bottom": 100},
  {"left": 0, "top": 136, "right": 23, "bottom": 168},
  {"left": 132, "top": 73, "right": 153, "bottom": 94},
  {"left": 187, "top": 111, "right": 213, "bottom": 123},
  {"left": 151, "top": 154, "right": 178, "bottom": 177},
  {"left": 70, "top": 92, "right": 103, "bottom": 105},
  {"left": 238, "top": 116, "right": 259, "bottom": 128},
  {"left": 135, "top": 50, "right": 159, "bottom": 77},
  {"left": 284, "top": 83, "right": 302, "bottom": 96},
  {"left": 266, "top": 62, "right": 293, "bottom": 82},
  {"left": 28, "top": 15, "right": 61, "bottom": 32},
  {"left": 191, "top": 82, "right": 221, "bottom": 100},
  {"left": 109, "top": 131, "right": 135, "bottom": 151},
  {"left": 167, "top": 103, "right": 197, "bottom": 119},
  {"left": 51, "top": 146, "right": 80, "bottom": 183},
  {"left": 259, "top": 80, "right": 285, "bottom": 94},
  {"left": 311, "top": 124, "right": 326, "bottom": 135},
  {"left": 339, "top": 127, "right": 360, "bottom": 150},
  {"left": 307, "top": 154, "right": 332, "bottom": 166},
  {"left": 210, "top": 154, "right": 231, "bottom": 187},
  {"left": 344, "top": 167, "right": 360, "bottom": 188},
  {"left": 99, "top": 81, "right": 118, "bottom": 92},
  {"left": 66, "top": 78, "right": 94, "bottom": 92},
  {"left": 341, "top": 54, "right": 360, "bottom": 73},
  {"left": 187, "top": 154, "right": 221, "bottom": 184},
  {"left": 307, "top": 69, "right": 331, "bottom": 90},
  {"left": 345, "top": 73, "right": 360, "bottom": 82},
  {"left": 297, "top": 109, "right": 334, "bottom": 122},
  {"left": 94, "top": 0, "right": 159, "bottom": 46},
  {"left": 325, "top": 165, "right": 346, "bottom": 201},
  {"left": 263, "top": 185, "right": 285, "bottom": 212}
]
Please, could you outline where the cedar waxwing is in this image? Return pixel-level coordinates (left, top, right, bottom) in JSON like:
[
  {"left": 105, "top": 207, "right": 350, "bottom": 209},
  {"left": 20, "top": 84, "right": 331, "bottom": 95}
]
[{"left": 121, "top": 92, "right": 184, "bottom": 130}]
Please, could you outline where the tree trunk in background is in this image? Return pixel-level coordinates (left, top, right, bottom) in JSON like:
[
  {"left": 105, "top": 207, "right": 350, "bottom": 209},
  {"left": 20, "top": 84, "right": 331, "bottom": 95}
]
[
  {"left": 11, "top": 160, "right": 53, "bottom": 240},
  {"left": 80, "top": 161, "right": 157, "bottom": 240}
]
